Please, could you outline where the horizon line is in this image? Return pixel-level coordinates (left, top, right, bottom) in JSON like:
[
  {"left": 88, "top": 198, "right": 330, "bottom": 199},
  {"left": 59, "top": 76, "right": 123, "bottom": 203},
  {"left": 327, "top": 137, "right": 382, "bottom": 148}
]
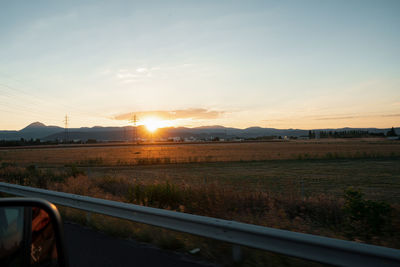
[{"left": 3, "top": 121, "right": 399, "bottom": 132}]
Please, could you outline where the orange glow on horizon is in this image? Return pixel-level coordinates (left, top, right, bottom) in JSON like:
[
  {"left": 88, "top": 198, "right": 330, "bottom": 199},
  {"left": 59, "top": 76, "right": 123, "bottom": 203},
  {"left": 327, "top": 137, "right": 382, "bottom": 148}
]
[{"left": 141, "top": 117, "right": 172, "bottom": 132}]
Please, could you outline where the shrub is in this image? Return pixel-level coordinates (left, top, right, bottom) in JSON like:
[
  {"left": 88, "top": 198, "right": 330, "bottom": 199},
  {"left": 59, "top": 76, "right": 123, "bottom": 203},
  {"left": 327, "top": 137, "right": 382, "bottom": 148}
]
[
  {"left": 343, "top": 188, "right": 392, "bottom": 239},
  {"left": 125, "top": 181, "right": 185, "bottom": 209},
  {"left": 96, "top": 176, "right": 129, "bottom": 196},
  {"left": 283, "top": 194, "right": 343, "bottom": 230},
  {"left": 66, "top": 164, "right": 85, "bottom": 177}
]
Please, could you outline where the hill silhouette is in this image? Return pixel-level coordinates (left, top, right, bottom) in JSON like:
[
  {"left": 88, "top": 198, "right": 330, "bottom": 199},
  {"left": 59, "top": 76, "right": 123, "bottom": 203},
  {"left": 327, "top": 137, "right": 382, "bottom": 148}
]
[{"left": 0, "top": 122, "right": 398, "bottom": 141}]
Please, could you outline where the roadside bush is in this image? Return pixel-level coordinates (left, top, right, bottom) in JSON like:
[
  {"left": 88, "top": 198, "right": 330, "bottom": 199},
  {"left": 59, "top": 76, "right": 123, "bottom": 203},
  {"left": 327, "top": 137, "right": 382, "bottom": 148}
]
[
  {"left": 283, "top": 194, "right": 343, "bottom": 230},
  {"left": 65, "top": 164, "right": 86, "bottom": 177},
  {"left": 343, "top": 188, "right": 393, "bottom": 239},
  {"left": 0, "top": 164, "right": 26, "bottom": 185},
  {"left": 96, "top": 176, "right": 130, "bottom": 196},
  {"left": 125, "top": 181, "right": 185, "bottom": 209},
  {"left": 50, "top": 175, "right": 103, "bottom": 197},
  {"left": 1, "top": 162, "right": 15, "bottom": 168},
  {"left": 0, "top": 163, "right": 66, "bottom": 189}
]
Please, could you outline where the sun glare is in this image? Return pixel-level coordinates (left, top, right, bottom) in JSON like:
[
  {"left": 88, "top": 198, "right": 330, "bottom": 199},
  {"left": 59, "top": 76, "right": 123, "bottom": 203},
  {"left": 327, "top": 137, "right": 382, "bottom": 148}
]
[{"left": 142, "top": 117, "right": 171, "bottom": 132}]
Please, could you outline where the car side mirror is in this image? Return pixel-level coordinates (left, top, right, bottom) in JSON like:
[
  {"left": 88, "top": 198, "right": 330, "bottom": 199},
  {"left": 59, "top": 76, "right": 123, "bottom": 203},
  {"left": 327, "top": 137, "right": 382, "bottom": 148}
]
[{"left": 0, "top": 198, "right": 68, "bottom": 267}]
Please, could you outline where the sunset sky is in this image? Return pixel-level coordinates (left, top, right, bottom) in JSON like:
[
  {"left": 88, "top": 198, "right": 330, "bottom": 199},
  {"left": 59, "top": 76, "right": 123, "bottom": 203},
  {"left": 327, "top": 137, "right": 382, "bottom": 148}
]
[{"left": 1, "top": 1, "right": 399, "bottom": 130}]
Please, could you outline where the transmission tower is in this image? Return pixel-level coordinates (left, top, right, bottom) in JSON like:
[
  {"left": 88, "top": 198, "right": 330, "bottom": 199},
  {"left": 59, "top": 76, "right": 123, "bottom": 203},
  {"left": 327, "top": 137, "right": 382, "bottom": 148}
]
[
  {"left": 130, "top": 114, "right": 138, "bottom": 143},
  {"left": 63, "top": 115, "right": 69, "bottom": 143}
]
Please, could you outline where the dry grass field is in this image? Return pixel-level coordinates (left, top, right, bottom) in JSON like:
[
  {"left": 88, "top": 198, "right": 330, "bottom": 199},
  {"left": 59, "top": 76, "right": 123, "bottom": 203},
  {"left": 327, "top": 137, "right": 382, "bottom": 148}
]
[
  {"left": 85, "top": 158, "right": 400, "bottom": 204},
  {"left": 1, "top": 139, "right": 399, "bottom": 266},
  {"left": 0, "top": 139, "right": 399, "bottom": 166}
]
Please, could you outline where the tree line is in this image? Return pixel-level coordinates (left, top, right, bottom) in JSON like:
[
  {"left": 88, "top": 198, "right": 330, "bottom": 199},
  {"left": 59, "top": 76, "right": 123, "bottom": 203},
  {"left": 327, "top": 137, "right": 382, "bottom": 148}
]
[
  {"left": 308, "top": 127, "right": 397, "bottom": 139},
  {"left": 0, "top": 138, "right": 84, "bottom": 147}
]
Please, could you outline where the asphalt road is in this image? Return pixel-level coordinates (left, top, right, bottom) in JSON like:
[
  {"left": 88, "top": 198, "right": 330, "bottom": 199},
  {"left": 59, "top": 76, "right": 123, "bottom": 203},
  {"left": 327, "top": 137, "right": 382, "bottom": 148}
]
[{"left": 63, "top": 222, "right": 214, "bottom": 267}]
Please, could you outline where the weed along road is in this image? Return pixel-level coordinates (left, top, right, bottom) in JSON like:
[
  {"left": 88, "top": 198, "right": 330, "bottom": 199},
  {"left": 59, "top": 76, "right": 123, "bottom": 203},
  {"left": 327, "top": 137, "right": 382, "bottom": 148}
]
[{"left": 63, "top": 222, "right": 213, "bottom": 267}]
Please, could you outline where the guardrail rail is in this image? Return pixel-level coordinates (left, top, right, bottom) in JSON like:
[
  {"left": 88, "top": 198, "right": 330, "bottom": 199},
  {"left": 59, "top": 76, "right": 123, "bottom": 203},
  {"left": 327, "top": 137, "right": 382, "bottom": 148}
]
[{"left": 0, "top": 182, "right": 399, "bottom": 266}]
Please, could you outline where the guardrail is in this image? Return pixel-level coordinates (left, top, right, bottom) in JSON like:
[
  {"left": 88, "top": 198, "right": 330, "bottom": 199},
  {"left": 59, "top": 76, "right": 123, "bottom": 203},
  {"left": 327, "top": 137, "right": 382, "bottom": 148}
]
[{"left": 0, "top": 182, "right": 399, "bottom": 266}]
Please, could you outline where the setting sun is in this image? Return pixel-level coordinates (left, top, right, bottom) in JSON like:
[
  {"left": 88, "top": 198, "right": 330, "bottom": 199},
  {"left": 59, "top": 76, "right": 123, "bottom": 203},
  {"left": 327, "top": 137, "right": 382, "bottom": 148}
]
[{"left": 141, "top": 117, "right": 172, "bottom": 132}]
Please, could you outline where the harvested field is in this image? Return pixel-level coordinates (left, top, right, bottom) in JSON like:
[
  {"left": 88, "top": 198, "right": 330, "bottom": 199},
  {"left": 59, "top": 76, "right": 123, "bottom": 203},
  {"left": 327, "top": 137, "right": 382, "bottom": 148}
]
[
  {"left": 81, "top": 158, "right": 400, "bottom": 204},
  {"left": 0, "top": 140, "right": 399, "bottom": 166}
]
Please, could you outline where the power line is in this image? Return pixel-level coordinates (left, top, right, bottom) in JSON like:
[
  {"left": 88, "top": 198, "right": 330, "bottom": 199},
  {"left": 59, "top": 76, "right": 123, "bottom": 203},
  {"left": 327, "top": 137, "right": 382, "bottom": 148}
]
[
  {"left": 0, "top": 81, "right": 101, "bottom": 119},
  {"left": 0, "top": 83, "right": 70, "bottom": 121},
  {"left": 0, "top": 73, "right": 129, "bottom": 128},
  {"left": 0, "top": 97, "right": 62, "bottom": 119},
  {"left": 0, "top": 103, "right": 62, "bottom": 122}
]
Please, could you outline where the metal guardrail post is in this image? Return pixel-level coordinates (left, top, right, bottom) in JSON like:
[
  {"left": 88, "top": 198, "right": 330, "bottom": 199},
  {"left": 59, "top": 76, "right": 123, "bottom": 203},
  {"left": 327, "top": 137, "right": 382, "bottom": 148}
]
[
  {"left": 232, "top": 244, "right": 242, "bottom": 262},
  {"left": 86, "top": 211, "right": 92, "bottom": 224}
]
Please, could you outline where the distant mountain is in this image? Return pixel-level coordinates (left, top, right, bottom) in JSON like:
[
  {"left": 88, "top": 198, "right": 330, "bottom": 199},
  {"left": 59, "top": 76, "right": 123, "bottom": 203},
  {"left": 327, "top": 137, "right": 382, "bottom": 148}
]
[
  {"left": 195, "top": 125, "right": 226, "bottom": 129},
  {"left": 20, "top": 122, "right": 47, "bottom": 130},
  {"left": 0, "top": 122, "right": 398, "bottom": 141},
  {"left": 0, "top": 122, "right": 63, "bottom": 140}
]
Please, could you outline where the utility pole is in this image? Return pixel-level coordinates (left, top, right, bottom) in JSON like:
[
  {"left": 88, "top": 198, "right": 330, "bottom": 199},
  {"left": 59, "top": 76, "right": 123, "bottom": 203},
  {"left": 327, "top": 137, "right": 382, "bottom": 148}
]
[
  {"left": 130, "top": 114, "right": 138, "bottom": 143},
  {"left": 134, "top": 114, "right": 137, "bottom": 142},
  {"left": 63, "top": 114, "right": 69, "bottom": 144}
]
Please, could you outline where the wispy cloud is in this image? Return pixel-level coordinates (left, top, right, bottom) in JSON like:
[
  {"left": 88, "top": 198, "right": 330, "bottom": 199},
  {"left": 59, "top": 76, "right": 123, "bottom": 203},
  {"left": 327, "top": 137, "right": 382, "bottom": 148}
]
[
  {"left": 136, "top": 67, "right": 147, "bottom": 73},
  {"left": 114, "top": 108, "right": 224, "bottom": 121},
  {"left": 114, "top": 67, "right": 157, "bottom": 83},
  {"left": 381, "top": 113, "right": 400, "bottom": 118},
  {"left": 314, "top": 116, "right": 356, "bottom": 121},
  {"left": 104, "top": 64, "right": 198, "bottom": 84},
  {"left": 263, "top": 113, "right": 400, "bottom": 123},
  {"left": 312, "top": 113, "right": 400, "bottom": 121}
]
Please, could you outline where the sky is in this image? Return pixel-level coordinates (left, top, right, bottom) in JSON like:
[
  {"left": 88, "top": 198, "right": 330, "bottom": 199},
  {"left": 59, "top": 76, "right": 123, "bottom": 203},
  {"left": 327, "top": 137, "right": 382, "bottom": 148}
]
[{"left": 0, "top": 0, "right": 399, "bottom": 130}]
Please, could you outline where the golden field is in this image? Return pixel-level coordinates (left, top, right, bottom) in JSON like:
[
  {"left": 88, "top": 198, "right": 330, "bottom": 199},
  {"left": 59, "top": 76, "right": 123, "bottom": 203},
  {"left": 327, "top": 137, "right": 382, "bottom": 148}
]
[{"left": 0, "top": 139, "right": 399, "bottom": 166}]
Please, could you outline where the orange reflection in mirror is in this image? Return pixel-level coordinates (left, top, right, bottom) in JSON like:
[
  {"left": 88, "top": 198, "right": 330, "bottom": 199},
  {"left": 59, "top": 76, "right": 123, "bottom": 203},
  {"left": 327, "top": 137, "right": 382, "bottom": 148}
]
[{"left": 31, "top": 207, "right": 58, "bottom": 265}]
